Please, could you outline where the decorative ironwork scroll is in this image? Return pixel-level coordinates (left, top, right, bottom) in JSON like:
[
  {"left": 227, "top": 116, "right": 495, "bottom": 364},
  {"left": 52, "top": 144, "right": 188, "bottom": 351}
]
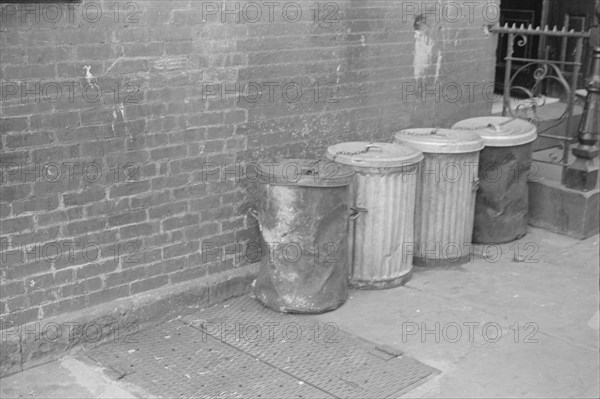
[{"left": 490, "top": 23, "right": 590, "bottom": 178}]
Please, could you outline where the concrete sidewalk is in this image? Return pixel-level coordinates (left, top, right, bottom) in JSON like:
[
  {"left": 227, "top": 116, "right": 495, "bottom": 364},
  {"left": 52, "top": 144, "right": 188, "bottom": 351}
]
[{"left": 1, "top": 227, "right": 598, "bottom": 398}]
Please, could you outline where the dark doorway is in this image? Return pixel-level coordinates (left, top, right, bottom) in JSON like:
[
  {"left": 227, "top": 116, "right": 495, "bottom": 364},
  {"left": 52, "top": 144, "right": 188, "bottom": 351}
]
[{"left": 494, "top": 0, "right": 598, "bottom": 97}]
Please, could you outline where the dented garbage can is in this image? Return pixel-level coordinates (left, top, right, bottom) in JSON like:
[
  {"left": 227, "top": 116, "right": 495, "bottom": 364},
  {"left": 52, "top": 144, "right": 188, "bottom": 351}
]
[
  {"left": 394, "top": 128, "right": 484, "bottom": 266},
  {"left": 452, "top": 117, "right": 537, "bottom": 243},
  {"left": 325, "top": 142, "right": 423, "bottom": 289},
  {"left": 253, "top": 159, "right": 355, "bottom": 314}
]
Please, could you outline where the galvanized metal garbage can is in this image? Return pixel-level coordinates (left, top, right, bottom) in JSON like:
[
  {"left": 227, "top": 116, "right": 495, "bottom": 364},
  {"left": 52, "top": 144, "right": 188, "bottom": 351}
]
[
  {"left": 452, "top": 117, "right": 537, "bottom": 243},
  {"left": 394, "top": 128, "right": 484, "bottom": 266},
  {"left": 325, "top": 142, "right": 423, "bottom": 289},
  {"left": 253, "top": 159, "right": 355, "bottom": 314}
]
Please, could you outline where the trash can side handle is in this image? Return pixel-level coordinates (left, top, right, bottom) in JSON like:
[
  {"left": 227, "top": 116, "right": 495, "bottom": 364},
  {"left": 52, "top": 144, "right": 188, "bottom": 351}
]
[{"left": 349, "top": 207, "right": 368, "bottom": 221}]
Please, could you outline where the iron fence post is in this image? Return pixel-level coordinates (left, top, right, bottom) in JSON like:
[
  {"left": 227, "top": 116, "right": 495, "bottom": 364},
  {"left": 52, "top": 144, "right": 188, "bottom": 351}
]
[{"left": 564, "top": 47, "right": 600, "bottom": 191}]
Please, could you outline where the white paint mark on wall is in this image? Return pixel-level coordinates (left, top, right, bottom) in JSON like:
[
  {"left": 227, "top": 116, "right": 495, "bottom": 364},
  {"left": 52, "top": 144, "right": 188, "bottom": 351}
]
[
  {"left": 111, "top": 109, "right": 118, "bottom": 132},
  {"left": 83, "top": 65, "right": 97, "bottom": 86},
  {"left": 434, "top": 50, "right": 443, "bottom": 84},
  {"left": 104, "top": 58, "right": 123, "bottom": 74},
  {"left": 413, "top": 30, "right": 433, "bottom": 80}
]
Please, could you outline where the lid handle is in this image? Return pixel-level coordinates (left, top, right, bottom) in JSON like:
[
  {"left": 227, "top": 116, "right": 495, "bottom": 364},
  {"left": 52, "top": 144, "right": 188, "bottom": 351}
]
[
  {"left": 431, "top": 128, "right": 449, "bottom": 137},
  {"left": 487, "top": 123, "right": 502, "bottom": 132},
  {"left": 300, "top": 160, "right": 320, "bottom": 176},
  {"left": 365, "top": 144, "right": 383, "bottom": 152}
]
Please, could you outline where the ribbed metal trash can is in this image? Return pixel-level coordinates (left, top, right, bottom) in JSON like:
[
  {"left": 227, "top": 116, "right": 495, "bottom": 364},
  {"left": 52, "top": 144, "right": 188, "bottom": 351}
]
[
  {"left": 325, "top": 142, "right": 423, "bottom": 289},
  {"left": 253, "top": 159, "right": 355, "bottom": 314},
  {"left": 452, "top": 117, "right": 537, "bottom": 243},
  {"left": 394, "top": 128, "right": 484, "bottom": 266}
]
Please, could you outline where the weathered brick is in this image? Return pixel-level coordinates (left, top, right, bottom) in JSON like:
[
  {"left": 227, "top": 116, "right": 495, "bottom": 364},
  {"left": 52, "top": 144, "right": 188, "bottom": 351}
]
[
  {"left": 76, "top": 44, "right": 120, "bottom": 60},
  {"left": 59, "top": 278, "right": 103, "bottom": 298},
  {"left": 149, "top": 201, "right": 187, "bottom": 219},
  {"left": 149, "top": 145, "right": 187, "bottom": 161},
  {"left": 41, "top": 297, "right": 86, "bottom": 318},
  {"left": 63, "top": 218, "right": 106, "bottom": 237},
  {"left": 170, "top": 265, "right": 207, "bottom": 284},
  {"left": 5, "top": 261, "right": 52, "bottom": 280},
  {"left": 120, "top": 222, "right": 156, "bottom": 239},
  {"left": 0, "top": 185, "right": 32, "bottom": 203},
  {"left": 24, "top": 273, "right": 55, "bottom": 293},
  {"left": 190, "top": 196, "right": 220, "bottom": 212},
  {"left": 107, "top": 209, "right": 147, "bottom": 227},
  {"left": 80, "top": 139, "right": 125, "bottom": 157},
  {"left": 124, "top": 248, "right": 161, "bottom": 267},
  {"left": 184, "top": 222, "right": 220, "bottom": 240},
  {"left": 0, "top": 282, "right": 25, "bottom": 299},
  {"left": 162, "top": 214, "right": 200, "bottom": 231},
  {"left": 5, "top": 131, "right": 54, "bottom": 149},
  {"left": 105, "top": 267, "right": 145, "bottom": 288},
  {"left": 150, "top": 174, "right": 190, "bottom": 190},
  {"left": 221, "top": 217, "right": 245, "bottom": 232},
  {"left": 0, "top": 151, "right": 29, "bottom": 165},
  {"left": 37, "top": 208, "right": 84, "bottom": 226},
  {"left": 6, "top": 295, "right": 28, "bottom": 313},
  {"left": 31, "top": 145, "right": 79, "bottom": 163},
  {"left": 172, "top": 183, "right": 207, "bottom": 199},
  {"left": 131, "top": 275, "right": 168, "bottom": 295},
  {"left": 63, "top": 188, "right": 106, "bottom": 207},
  {"left": 122, "top": 42, "right": 165, "bottom": 58},
  {"left": 76, "top": 259, "right": 119, "bottom": 280},
  {"left": 163, "top": 241, "right": 199, "bottom": 259},
  {"left": 32, "top": 178, "right": 80, "bottom": 196},
  {"left": 3, "top": 64, "right": 55, "bottom": 79},
  {"left": 30, "top": 112, "right": 80, "bottom": 130},
  {"left": 0, "top": 216, "right": 34, "bottom": 235},
  {"left": 12, "top": 196, "right": 59, "bottom": 215},
  {"left": 109, "top": 181, "right": 151, "bottom": 198},
  {"left": 130, "top": 191, "right": 170, "bottom": 209},
  {"left": 0, "top": 117, "right": 28, "bottom": 133},
  {"left": 29, "top": 290, "right": 58, "bottom": 307},
  {"left": 0, "top": 203, "right": 11, "bottom": 218},
  {"left": 0, "top": 308, "right": 39, "bottom": 326},
  {"left": 84, "top": 199, "right": 129, "bottom": 218},
  {"left": 86, "top": 285, "right": 130, "bottom": 307}
]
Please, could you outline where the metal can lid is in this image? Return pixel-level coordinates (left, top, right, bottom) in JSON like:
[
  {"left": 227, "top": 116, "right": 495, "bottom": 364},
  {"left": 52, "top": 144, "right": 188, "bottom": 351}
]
[
  {"left": 257, "top": 158, "right": 354, "bottom": 187},
  {"left": 325, "top": 142, "right": 423, "bottom": 168},
  {"left": 451, "top": 117, "right": 537, "bottom": 147},
  {"left": 394, "top": 128, "right": 485, "bottom": 154}
]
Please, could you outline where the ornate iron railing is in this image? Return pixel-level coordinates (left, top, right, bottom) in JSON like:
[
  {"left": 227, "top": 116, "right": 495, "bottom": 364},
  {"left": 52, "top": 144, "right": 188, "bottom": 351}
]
[{"left": 490, "top": 23, "right": 591, "bottom": 181}]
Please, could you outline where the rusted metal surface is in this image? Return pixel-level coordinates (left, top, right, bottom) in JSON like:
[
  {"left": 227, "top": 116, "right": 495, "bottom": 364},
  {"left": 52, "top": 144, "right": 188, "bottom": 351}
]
[
  {"left": 475, "top": 144, "right": 534, "bottom": 244},
  {"left": 254, "top": 159, "right": 354, "bottom": 314},
  {"left": 453, "top": 118, "right": 537, "bottom": 244}
]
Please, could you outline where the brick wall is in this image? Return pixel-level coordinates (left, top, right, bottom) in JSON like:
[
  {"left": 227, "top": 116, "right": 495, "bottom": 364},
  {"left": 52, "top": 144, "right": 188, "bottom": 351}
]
[{"left": 0, "top": 0, "right": 498, "bottom": 327}]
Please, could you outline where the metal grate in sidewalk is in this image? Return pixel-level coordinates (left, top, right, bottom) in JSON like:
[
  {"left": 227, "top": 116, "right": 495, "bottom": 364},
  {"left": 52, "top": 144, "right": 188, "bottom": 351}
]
[{"left": 86, "top": 295, "right": 437, "bottom": 398}]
